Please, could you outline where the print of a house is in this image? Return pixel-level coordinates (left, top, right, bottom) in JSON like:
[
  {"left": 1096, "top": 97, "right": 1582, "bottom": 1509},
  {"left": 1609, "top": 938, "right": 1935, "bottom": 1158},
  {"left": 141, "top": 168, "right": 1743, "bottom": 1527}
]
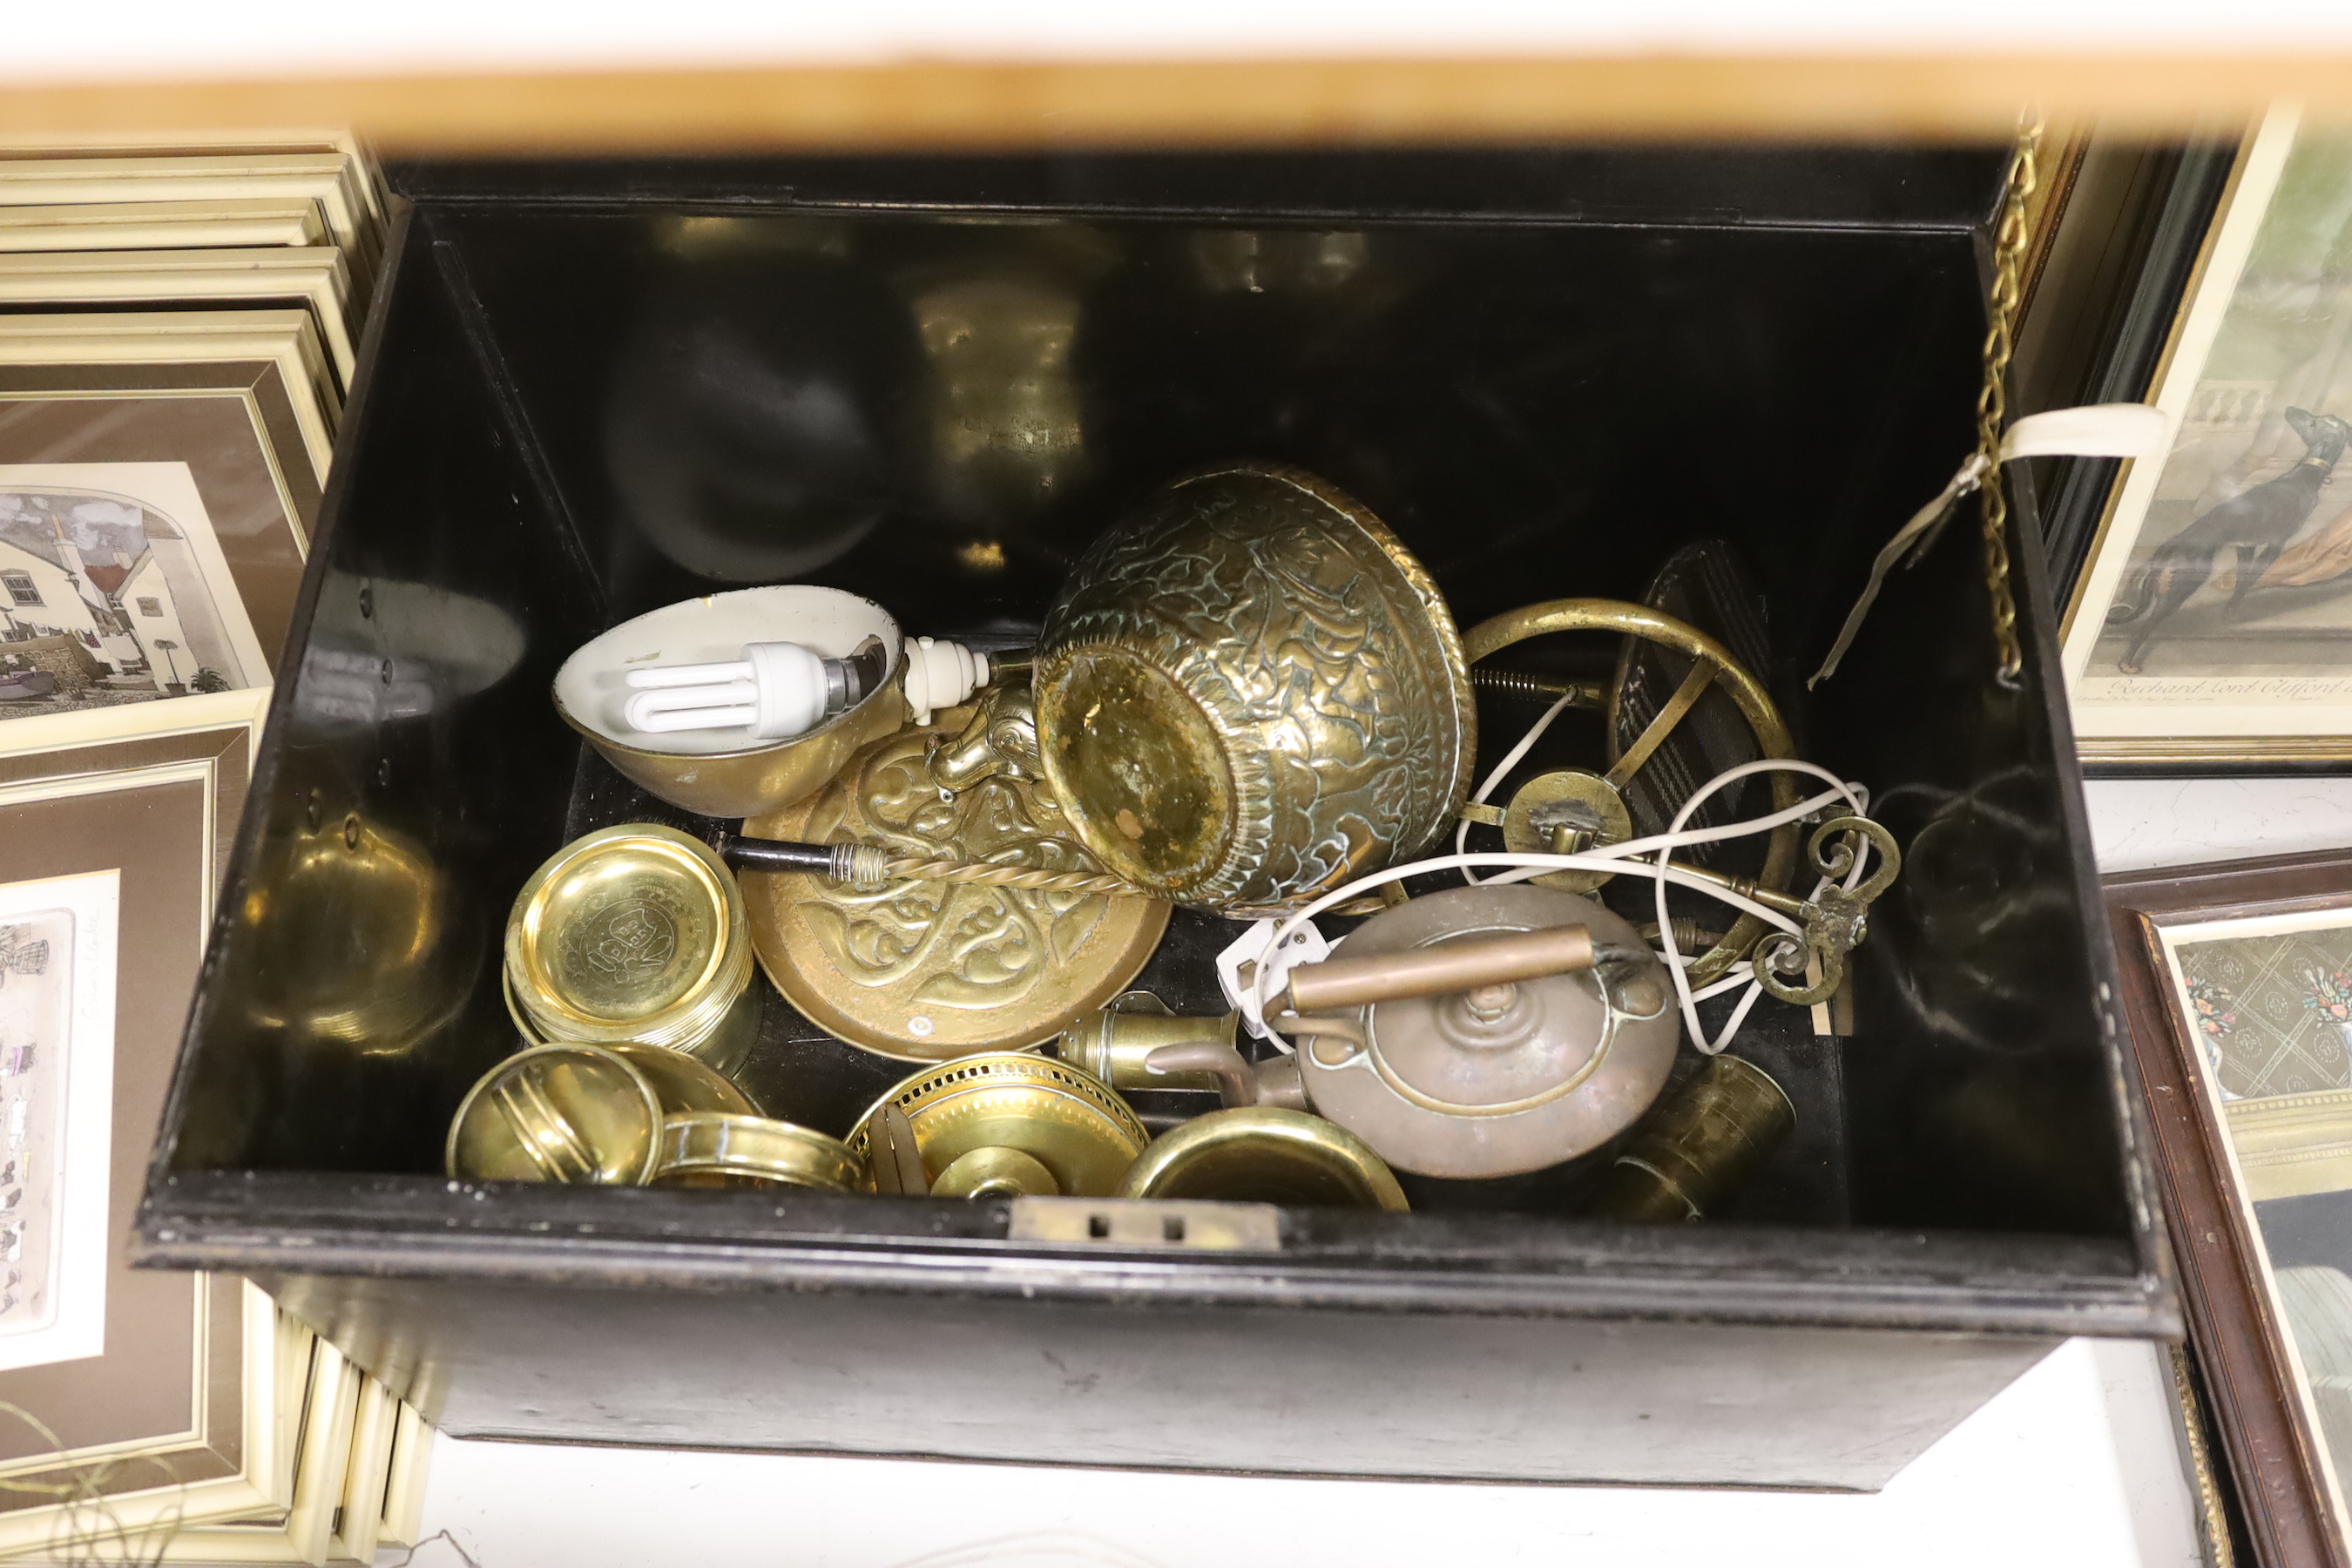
[{"left": 0, "top": 491, "right": 240, "bottom": 691}]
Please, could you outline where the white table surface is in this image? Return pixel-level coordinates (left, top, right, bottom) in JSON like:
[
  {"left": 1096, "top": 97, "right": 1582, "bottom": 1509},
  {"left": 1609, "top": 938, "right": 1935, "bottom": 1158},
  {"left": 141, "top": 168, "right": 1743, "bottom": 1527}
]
[{"left": 374, "top": 776, "right": 2352, "bottom": 1568}]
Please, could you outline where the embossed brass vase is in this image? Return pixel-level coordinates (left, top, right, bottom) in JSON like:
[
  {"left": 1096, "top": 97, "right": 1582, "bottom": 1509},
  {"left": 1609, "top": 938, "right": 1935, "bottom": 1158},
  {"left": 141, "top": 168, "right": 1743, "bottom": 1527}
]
[
  {"left": 505, "top": 824, "right": 757, "bottom": 1077},
  {"left": 742, "top": 705, "right": 1167, "bottom": 1061},
  {"left": 1033, "top": 463, "right": 1475, "bottom": 916}
]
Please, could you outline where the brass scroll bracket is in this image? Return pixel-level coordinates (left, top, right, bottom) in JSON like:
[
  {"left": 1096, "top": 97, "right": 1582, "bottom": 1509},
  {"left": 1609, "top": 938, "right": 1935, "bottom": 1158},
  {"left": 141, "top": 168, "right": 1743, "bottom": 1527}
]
[{"left": 1748, "top": 816, "right": 1903, "bottom": 1008}]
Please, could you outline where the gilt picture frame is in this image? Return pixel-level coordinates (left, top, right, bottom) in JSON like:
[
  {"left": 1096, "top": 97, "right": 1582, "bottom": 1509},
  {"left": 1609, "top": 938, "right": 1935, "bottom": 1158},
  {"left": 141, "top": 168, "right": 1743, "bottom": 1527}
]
[
  {"left": 0, "top": 700, "right": 298, "bottom": 1551},
  {"left": 2061, "top": 106, "right": 2352, "bottom": 769}
]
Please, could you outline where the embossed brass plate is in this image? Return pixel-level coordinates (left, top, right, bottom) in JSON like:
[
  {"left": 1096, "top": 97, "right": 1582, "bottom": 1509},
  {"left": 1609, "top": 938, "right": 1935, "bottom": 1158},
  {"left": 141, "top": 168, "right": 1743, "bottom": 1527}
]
[
  {"left": 847, "top": 1053, "right": 1149, "bottom": 1199},
  {"left": 742, "top": 714, "right": 1168, "bottom": 1060}
]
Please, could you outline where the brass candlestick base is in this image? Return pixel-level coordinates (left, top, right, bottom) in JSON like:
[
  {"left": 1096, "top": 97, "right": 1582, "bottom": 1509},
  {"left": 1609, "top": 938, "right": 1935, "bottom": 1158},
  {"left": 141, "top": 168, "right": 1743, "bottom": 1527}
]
[{"left": 848, "top": 1053, "right": 1149, "bottom": 1199}]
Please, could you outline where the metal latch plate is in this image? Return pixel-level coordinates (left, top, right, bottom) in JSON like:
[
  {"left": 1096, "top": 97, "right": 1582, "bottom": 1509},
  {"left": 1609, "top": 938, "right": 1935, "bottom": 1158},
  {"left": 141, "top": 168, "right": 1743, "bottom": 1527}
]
[{"left": 1007, "top": 1197, "right": 1281, "bottom": 1252}]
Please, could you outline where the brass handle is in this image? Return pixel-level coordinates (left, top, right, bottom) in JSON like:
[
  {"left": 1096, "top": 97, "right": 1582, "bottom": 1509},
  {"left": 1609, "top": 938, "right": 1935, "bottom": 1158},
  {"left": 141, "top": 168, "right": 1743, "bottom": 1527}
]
[{"left": 1282, "top": 925, "right": 1596, "bottom": 1013}]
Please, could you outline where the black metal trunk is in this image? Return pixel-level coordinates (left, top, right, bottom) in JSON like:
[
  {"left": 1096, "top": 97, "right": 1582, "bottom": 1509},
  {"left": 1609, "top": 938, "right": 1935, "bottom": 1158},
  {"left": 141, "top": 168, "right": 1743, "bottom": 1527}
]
[{"left": 136, "top": 145, "right": 2173, "bottom": 1489}]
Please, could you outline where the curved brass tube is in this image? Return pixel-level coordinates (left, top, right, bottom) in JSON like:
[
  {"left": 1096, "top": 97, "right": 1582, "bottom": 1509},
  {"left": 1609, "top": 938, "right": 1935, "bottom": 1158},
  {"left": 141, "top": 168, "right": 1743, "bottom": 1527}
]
[{"left": 1459, "top": 598, "right": 1801, "bottom": 984}]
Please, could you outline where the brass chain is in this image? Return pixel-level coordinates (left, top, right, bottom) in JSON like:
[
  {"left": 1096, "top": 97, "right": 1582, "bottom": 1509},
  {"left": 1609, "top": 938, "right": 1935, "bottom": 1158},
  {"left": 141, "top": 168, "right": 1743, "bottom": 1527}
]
[{"left": 1977, "top": 112, "right": 2044, "bottom": 683}]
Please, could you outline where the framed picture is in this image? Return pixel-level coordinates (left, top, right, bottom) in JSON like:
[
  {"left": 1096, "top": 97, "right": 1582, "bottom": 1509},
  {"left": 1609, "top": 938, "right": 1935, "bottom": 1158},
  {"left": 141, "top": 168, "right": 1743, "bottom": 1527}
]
[
  {"left": 0, "top": 694, "right": 434, "bottom": 1564},
  {"left": 0, "top": 308, "right": 338, "bottom": 479},
  {"left": 0, "top": 701, "right": 301, "bottom": 1549},
  {"left": 0, "top": 200, "right": 328, "bottom": 254},
  {"left": 0, "top": 154, "right": 379, "bottom": 293},
  {"left": 0, "top": 312, "right": 332, "bottom": 757},
  {"left": 0, "top": 866, "right": 116, "bottom": 1374},
  {"left": 2061, "top": 106, "right": 2352, "bottom": 768},
  {"left": 0, "top": 248, "right": 356, "bottom": 388},
  {"left": 2109, "top": 849, "right": 2352, "bottom": 1568}
]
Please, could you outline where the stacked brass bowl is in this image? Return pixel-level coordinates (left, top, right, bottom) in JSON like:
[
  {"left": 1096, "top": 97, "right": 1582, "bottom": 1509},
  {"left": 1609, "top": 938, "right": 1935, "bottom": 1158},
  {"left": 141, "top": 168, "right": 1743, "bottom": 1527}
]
[
  {"left": 454, "top": 825, "right": 866, "bottom": 1193},
  {"left": 447, "top": 1040, "right": 868, "bottom": 1193},
  {"left": 504, "top": 824, "right": 758, "bottom": 1077}
]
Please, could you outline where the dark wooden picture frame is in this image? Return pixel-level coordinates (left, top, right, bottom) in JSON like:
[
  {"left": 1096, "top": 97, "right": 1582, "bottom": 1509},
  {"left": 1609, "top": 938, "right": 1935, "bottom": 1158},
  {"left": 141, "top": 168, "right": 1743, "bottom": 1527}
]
[{"left": 2109, "top": 849, "right": 2352, "bottom": 1568}]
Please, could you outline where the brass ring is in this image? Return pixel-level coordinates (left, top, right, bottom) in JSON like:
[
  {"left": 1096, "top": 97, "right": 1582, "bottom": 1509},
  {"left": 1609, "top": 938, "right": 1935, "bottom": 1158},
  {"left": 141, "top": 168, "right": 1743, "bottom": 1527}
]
[{"left": 1460, "top": 598, "right": 1800, "bottom": 984}]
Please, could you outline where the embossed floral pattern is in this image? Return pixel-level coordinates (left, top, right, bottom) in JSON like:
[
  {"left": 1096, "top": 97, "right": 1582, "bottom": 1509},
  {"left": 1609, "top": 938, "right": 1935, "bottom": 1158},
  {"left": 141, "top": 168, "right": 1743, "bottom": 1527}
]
[{"left": 1036, "top": 465, "right": 1471, "bottom": 912}]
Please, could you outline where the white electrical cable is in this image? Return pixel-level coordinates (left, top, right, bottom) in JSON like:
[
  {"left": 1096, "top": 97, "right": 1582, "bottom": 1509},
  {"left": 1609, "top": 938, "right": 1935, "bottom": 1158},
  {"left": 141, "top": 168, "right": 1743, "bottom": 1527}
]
[
  {"left": 1250, "top": 755, "right": 1885, "bottom": 1064},
  {"left": 1648, "top": 758, "right": 1869, "bottom": 1058},
  {"left": 1452, "top": 689, "right": 1577, "bottom": 882}
]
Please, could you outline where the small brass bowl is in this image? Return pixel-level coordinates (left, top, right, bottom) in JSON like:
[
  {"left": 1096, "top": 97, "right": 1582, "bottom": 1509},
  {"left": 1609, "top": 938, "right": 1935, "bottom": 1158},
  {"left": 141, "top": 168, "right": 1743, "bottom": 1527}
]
[
  {"left": 552, "top": 585, "right": 909, "bottom": 820},
  {"left": 1116, "top": 1107, "right": 1409, "bottom": 1211},
  {"left": 1034, "top": 463, "right": 1475, "bottom": 915},
  {"left": 848, "top": 1053, "right": 1148, "bottom": 1199},
  {"left": 651, "top": 1112, "right": 867, "bottom": 1192},
  {"left": 505, "top": 824, "right": 755, "bottom": 1077},
  {"left": 446, "top": 1043, "right": 664, "bottom": 1186}
]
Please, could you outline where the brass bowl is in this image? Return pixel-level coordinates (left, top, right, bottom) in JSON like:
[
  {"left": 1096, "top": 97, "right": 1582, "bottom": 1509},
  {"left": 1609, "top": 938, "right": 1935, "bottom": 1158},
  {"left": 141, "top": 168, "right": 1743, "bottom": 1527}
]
[
  {"left": 445, "top": 1043, "right": 664, "bottom": 1185},
  {"left": 651, "top": 1112, "right": 867, "bottom": 1192},
  {"left": 504, "top": 824, "right": 755, "bottom": 1076},
  {"left": 552, "top": 585, "right": 909, "bottom": 820},
  {"left": 1116, "top": 1107, "right": 1409, "bottom": 1211},
  {"left": 847, "top": 1053, "right": 1148, "bottom": 1199},
  {"left": 1033, "top": 463, "right": 1475, "bottom": 915}
]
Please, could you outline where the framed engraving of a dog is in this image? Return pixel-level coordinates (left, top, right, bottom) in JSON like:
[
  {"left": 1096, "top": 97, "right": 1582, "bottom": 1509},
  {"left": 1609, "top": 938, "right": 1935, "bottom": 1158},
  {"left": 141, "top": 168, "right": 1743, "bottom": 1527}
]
[{"left": 2063, "top": 107, "right": 2352, "bottom": 769}]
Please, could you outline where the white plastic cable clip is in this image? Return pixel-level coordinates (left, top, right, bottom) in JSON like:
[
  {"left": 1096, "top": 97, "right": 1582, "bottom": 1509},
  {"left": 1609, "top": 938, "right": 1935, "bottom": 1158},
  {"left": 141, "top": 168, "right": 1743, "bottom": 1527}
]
[{"left": 1216, "top": 917, "right": 1331, "bottom": 1045}]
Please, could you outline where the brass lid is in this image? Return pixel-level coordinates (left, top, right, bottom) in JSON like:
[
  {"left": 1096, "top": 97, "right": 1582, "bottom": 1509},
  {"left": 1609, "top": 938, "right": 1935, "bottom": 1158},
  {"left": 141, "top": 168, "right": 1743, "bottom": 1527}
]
[
  {"left": 505, "top": 824, "right": 752, "bottom": 1052},
  {"left": 445, "top": 1042, "right": 663, "bottom": 1185},
  {"left": 1116, "top": 1107, "right": 1409, "bottom": 1211},
  {"left": 848, "top": 1053, "right": 1148, "bottom": 1199},
  {"left": 650, "top": 1112, "right": 866, "bottom": 1192},
  {"left": 743, "top": 716, "right": 1167, "bottom": 1061}
]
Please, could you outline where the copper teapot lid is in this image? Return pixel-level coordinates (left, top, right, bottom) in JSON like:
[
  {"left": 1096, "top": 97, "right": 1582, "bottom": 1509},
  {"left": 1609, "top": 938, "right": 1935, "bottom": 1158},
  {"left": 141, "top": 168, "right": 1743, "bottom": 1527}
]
[{"left": 1292, "top": 885, "right": 1679, "bottom": 1179}]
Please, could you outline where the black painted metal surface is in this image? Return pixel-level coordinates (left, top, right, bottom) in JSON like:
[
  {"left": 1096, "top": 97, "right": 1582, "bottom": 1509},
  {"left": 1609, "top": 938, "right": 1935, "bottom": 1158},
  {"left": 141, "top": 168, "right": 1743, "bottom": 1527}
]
[{"left": 138, "top": 146, "right": 2174, "bottom": 1484}]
